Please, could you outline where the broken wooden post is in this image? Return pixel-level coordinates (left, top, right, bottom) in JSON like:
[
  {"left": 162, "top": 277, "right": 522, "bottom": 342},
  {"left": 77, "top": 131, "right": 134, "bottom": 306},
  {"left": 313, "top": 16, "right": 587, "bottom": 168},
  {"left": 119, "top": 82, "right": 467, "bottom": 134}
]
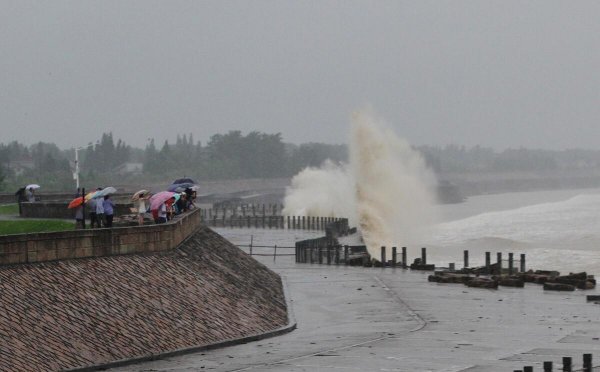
[
  {"left": 583, "top": 353, "right": 592, "bottom": 372},
  {"left": 485, "top": 252, "right": 491, "bottom": 274},
  {"left": 421, "top": 247, "right": 427, "bottom": 265},
  {"left": 543, "top": 361, "right": 552, "bottom": 372},
  {"left": 509, "top": 253, "right": 514, "bottom": 275},
  {"left": 449, "top": 263, "right": 455, "bottom": 272},
  {"left": 344, "top": 245, "right": 349, "bottom": 265},
  {"left": 497, "top": 252, "right": 503, "bottom": 275},
  {"left": 392, "top": 247, "right": 397, "bottom": 266},
  {"left": 523, "top": 367, "right": 533, "bottom": 372},
  {"left": 335, "top": 245, "right": 340, "bottom": 265},
  {"left": 381, "top": 246, "right": 386, "bottom": 267},
  {"left": 464, "top": 250, "right": 469, "bottom": 269},
  {"left": 318, "top": 245, "right": 323, "bottom": 264},
  {"left": 402, "top": 247, "right": 407, "bottom": 268},
  {"left": 520, "top": 253, "right": 526, "bottom": 272},
  {"left": 327, "top": 245, "right": 332, "bottom": 265},
  {"left": 562, "top": 356, "right": 572, "bottom": 372}
]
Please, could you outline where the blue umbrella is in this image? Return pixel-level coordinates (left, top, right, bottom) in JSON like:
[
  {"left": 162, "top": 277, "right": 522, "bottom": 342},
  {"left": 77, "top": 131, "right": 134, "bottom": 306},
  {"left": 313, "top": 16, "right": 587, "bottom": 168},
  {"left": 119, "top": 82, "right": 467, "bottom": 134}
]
[{"left": 167, "top": 182, "right": 194, "bottom": 192}]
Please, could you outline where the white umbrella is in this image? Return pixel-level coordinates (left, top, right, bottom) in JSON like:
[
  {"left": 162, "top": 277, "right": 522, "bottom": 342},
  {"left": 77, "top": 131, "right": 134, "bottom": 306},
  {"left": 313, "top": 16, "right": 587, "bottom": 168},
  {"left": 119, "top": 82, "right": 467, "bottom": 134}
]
[
  {"left": 93, "top": 186, "right": 117, "bottom": 198},
  {"left": 132, "top": 189, "right": 150, "bottom": 201},
  {"left": 25, "top": 184, "right": 40, "bottom": 190}
]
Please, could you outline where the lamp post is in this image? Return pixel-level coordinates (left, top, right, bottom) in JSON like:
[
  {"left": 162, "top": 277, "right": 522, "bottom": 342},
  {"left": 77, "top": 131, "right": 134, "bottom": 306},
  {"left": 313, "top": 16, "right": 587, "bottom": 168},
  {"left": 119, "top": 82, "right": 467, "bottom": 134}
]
[{"left": 73, "top": 142, "right": 98, "bottom": 190}]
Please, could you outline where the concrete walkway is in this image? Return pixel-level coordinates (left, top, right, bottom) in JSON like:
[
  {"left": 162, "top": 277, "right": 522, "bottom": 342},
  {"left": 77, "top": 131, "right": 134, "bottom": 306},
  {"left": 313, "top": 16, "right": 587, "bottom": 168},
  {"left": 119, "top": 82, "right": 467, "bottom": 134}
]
[{"left": 114, "top": 230, "right": 600, "bottom": 372}]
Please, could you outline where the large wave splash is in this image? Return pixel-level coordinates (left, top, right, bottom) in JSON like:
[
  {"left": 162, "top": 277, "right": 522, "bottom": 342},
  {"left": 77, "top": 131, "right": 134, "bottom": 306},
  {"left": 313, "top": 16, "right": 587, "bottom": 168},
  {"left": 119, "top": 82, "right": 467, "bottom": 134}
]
[{"left": 283, "top": 109, "right": 439, "bottom": 257}]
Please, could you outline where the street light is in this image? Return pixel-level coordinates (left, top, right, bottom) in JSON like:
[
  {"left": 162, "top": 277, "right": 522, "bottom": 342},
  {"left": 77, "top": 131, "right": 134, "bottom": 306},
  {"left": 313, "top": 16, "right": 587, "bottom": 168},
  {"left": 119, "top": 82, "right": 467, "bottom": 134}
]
[{"left": 73, "top": 142, "right": 98, "bottom": 190}]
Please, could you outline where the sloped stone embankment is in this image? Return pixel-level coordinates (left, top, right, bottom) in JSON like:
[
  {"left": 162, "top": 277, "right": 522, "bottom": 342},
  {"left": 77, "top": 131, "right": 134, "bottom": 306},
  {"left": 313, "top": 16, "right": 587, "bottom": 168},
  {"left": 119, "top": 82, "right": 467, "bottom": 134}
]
[{"left": 0, "top": 226, "right": 287, "bottom": 371}]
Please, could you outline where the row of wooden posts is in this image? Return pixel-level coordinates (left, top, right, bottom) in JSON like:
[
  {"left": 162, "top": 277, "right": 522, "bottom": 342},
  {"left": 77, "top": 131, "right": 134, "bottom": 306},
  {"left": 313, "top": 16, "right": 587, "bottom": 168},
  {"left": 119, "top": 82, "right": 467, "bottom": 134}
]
[
  {"left": 200, "top": 210, "right": 347, "bottom": 231},
  {"left": 296, "top": 244, "right": 527, "bottom": 274},
  {"left": 205, "top": 204, "right": 284, "bottom": 218},
  {"left": 516, "top": 353, "right": 594, "bottom": 371}
]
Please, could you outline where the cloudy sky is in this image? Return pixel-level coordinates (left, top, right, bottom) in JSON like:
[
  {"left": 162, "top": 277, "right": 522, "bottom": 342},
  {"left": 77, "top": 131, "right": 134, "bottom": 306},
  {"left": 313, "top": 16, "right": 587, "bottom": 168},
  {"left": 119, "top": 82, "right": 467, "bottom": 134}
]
[{"left": 1, "top": 1, "right": 599, "bottom": 150}]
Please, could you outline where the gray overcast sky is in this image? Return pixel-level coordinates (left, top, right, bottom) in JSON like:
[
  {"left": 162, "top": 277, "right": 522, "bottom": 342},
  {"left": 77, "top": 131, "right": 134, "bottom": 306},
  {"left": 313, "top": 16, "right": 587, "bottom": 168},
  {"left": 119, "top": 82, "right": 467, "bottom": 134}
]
[{"left": 1, "top": 1, "right": 599, "bottom": 150}]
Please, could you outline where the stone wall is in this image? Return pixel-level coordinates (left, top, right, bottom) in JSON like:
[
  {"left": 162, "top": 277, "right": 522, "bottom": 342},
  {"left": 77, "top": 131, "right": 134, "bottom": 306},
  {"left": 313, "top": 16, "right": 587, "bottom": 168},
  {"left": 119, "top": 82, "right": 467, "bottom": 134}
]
[
  {"left": 19, "top": 201, "right": 132, "bottom": 219},
  {"left": 0, "top": 225, "right": 288, "bottom": 371},
  {"left": 0, "top": 192, "right": 132, "bottom": 204},
  {"left": 0, "top": 208, "right": 202, "bottom": 265}
]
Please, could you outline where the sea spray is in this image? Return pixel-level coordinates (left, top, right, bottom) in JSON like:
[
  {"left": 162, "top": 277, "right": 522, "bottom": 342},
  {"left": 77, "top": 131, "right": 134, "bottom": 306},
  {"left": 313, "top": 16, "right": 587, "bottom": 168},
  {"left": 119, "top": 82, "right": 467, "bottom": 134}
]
[
  {"left": 281, "top": 160, "right": 357, "bottom": 221},
  {"left": 283, "top": 109, "right": 439, "bottom": 258}
]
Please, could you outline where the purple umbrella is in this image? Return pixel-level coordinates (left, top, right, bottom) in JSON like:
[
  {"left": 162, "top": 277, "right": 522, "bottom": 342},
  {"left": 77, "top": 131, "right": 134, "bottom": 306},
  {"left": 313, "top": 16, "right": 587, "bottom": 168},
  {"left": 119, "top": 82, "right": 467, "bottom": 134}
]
[
  {"left": 167, "top": 182, "right": 194, "bottom": 192},
  {"left": 149, "top": 191, "right": 176, "bottom": 211}
]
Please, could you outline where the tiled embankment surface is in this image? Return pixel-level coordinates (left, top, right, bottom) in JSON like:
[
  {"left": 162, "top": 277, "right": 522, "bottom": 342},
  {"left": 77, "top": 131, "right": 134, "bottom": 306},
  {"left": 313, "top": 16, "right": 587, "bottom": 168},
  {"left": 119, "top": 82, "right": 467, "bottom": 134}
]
[{"left": 0, "top": 226, "right": 287, "bottom": 371}]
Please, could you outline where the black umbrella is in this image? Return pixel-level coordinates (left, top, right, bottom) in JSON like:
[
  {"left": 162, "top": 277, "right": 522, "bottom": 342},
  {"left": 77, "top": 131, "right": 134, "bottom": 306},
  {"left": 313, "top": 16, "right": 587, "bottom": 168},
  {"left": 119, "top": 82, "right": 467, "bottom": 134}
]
[{"left": 173, "top": 178, "right": 196, "bottom": 185}]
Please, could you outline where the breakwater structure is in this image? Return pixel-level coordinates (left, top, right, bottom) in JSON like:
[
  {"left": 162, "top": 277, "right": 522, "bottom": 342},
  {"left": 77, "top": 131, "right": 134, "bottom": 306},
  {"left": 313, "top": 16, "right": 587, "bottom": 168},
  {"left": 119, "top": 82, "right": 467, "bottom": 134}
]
[
  {"left": 0, "top": 208, "right": 294, "bottom": 371},
  {"left": 295, "top": 232, "right": 597, "bottom": 294}
]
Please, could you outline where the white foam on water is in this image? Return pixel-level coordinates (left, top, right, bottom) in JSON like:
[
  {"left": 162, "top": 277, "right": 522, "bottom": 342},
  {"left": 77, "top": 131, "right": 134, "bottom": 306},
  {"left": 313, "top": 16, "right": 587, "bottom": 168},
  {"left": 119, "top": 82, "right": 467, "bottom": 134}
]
[
  {"left": 425, "top": 194, "right": 600, "bottom": 272},
  {"left": 283, "top": 108, "right": 439, "bottom": 257}
]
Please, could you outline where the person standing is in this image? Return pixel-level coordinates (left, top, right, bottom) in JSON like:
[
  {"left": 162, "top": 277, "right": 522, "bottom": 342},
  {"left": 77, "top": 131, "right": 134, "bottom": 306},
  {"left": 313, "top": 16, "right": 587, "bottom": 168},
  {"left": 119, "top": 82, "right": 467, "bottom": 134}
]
[
  {"left": 136, "top": 193, "right": 148, "bottom": 225},
  {"left": 95, "top": 196, "right": 104, "bottom": 228},
  {"left": 157, "top": 202, "right": 167, "bottom": 224},
  {"left": 74, "top": 205, "right": 84, "bottom": 229},
  {"left": 26, "top": 187, "right": 35, "bottom": 203},
  {"left": 103, "top": 195, "right": 115, "bottom": 228},
  {"left": 88, "top": 198, "right": 98, "bottom": 228}
]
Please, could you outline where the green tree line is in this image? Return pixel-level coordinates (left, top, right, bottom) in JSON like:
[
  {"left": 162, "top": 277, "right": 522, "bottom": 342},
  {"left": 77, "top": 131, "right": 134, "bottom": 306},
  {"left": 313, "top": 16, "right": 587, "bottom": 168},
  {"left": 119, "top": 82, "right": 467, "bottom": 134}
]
[{"left": 3, "top": 131, "right": 600, "bottom": 192}]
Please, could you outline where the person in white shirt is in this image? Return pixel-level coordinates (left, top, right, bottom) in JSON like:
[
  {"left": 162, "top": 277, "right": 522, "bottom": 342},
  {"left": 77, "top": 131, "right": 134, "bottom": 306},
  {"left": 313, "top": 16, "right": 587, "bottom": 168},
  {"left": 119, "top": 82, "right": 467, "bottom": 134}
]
[
  {"left": 137, "top": 193, "right": 147, "bottom": 226},
  {"left": 157, "top": 203, "right": 167, "bottom": 224},
  {"left": 95, "top": 196, "right": 104, "bottom": 228}
]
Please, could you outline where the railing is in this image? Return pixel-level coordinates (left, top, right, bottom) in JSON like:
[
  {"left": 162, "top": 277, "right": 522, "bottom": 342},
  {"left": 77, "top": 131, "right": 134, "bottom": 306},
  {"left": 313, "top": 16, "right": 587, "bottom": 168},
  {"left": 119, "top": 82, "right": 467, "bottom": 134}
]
[{"left": 200, "top": 210, "right": 349, "bottom": 232}]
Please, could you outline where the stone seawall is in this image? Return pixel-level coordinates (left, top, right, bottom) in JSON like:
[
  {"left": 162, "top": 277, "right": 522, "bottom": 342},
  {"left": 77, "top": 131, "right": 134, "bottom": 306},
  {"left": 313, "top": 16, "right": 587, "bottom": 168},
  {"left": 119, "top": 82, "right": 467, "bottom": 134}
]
[
  {"left": 0, "top": 209, "right": 203, "bottom": 265},
  {"left": 19, "top": 201, "right": 132, "bottom": 219},
  {"left": 0, "top": 225, "right": 288, "bottom": 371}
]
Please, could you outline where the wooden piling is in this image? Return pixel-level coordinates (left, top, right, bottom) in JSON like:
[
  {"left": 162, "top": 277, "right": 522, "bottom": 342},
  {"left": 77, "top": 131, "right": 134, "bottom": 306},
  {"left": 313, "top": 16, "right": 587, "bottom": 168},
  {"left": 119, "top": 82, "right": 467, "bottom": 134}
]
[
  {"left": 287, "top": 215, "right": 290, "bottom": 229},
  {"left": 508, "top": 253, "right": 514, "bottom": 275},
  {"left": 520, "top": 253, "right": 526, "bottom": 272},
  {"left": 335, "top": 245, "right": 340, "bottom": 265},
  {"left": 421, "top": 247, "right": 427, "bottom": 265},
  {"left": 497, "top": 252, "right": 503, "bottom": 274},
  {"left": 318, "top": 245, "right": 323, "bottom": 264},
  {"left": 583, "top": 353, "right": 592, "bottom": 372},
  {"left": 381, "top": 246, "right": 386, "bottom": 267},
  {"left": 562, "top": 356, "right": 572, "bottom": 372},
  {"left": 449, "top": 263, "right": 455, "bottom": 271},
  {"left": 344, "top": 245, "right": 349, "bottom": 265},
  {"left": 485, "top": 252, "right": 491, "bottom": 274},
  {"left": 523, "top": 367, "right": 533, "bottom": 372},
  {"left": 464, "top": 250, "right": 469, "bottom": 269},
  {"left": 249, "top": 235, "right": 253, "bottom": 257},
  {"left": 392, "top": 247, "right": 397, "bottom": 266},
  {"left": 327, "top": 245, "right": 331, "bottom": 265},
  {"left": 302, "top": 216, "right": 305, "bottom": 230},
  {"left": 543, "top": 361, "right": 552, "bottom": 372},
  {"left": 402, "top": 247, "right": 407, "bottom": 268}
]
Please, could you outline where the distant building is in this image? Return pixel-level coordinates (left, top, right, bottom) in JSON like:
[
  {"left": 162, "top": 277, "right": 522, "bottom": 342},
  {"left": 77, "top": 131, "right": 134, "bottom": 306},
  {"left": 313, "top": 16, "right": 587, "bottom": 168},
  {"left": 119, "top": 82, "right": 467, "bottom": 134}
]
[
  {"left": 8, "top": 159, "right": 34, "bottom": 176},
  {"left": 113, "top": 162, "right": 143, "bottom": 176}
]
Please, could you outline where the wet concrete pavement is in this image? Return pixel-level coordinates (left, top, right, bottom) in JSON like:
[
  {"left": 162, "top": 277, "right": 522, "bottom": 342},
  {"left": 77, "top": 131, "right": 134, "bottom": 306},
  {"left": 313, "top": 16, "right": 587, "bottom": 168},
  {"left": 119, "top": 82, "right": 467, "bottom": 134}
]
[{"left": 115, "top": 229, "right": 600, "bottom": 372}]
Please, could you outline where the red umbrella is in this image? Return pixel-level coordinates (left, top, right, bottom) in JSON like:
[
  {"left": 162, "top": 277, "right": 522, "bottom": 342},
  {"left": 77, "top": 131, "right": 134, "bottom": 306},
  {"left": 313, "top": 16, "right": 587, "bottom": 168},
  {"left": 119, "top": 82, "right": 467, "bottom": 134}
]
[{"left": 68, "top": 197, "right": 84, "bottom": 209}]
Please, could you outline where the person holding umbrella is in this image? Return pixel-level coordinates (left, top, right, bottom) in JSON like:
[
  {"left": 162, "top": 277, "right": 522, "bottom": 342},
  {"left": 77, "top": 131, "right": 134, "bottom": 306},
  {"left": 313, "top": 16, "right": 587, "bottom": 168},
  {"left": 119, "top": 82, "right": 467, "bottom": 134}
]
[
  {"left": 68, "top": 196, "right": 85, "bottom": 229},
  {"left": 132, "top": 190, "right": 150, "bottom": 226},
  {"left": 26, "top": 184, "right": 40, "bottom": 202},
  {"left": 103, "top": 195, "right": 115, "bottom": 228}
]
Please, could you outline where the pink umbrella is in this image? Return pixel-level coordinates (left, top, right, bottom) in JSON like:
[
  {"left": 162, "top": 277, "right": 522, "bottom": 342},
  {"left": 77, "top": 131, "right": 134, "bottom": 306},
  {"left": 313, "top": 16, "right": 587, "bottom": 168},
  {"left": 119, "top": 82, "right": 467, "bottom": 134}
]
[{"left": 149, "top": 191, "right": 177, "bottom": 211}]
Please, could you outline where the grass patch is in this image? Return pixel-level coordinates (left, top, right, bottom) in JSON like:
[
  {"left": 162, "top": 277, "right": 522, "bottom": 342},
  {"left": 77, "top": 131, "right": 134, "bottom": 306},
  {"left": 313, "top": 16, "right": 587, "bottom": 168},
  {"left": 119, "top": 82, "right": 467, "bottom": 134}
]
[
  {"left": 0, "top": 204, "right": 19, "bottom": 215},
  {"left": 0, "top": 220, "right": 75, "bottom": 235}
]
